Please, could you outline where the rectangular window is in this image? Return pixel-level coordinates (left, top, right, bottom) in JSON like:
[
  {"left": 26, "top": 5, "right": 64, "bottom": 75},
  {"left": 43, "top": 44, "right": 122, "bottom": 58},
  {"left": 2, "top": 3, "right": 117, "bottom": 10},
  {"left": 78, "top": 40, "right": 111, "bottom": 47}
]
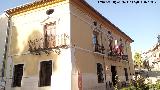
[
  {"left": 92, "top": 31, "right": 99, "bottom": 45},
  {"left": 39, "top": 60, "right": 52, "bottom": 87},
  {"left": 93, "top": 31, "right": 105, "bottom": 54},
  {"left": 124, "top": 68, "right": 128, "bottom": 81},
  {"left": 44, "top": 22, "right": 56, "bottom": 48},
  {"left": 97, "top": 63, "right": 104, "bottom": 83},
  {"left": 12, "top": 64, "right": 24, "bottom": 87}
]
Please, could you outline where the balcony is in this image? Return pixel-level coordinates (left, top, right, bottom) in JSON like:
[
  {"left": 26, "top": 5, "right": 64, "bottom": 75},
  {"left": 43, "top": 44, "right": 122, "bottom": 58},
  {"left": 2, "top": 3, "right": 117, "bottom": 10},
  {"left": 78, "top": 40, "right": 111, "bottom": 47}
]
[
  {"left": 94, "top": 44, "right": 105, "bottom": 55},
  {"left": 108, "top": 51, "right": 121, "bottom": 60},
  {"left": 28, "top": 33, "right": 69, "bottom": 55},
  {"left": 122, "top": 55, "right": 128, "bottom": 61},
  {"left": 108, "top": 51, "right": 128, "bottom": 61}
]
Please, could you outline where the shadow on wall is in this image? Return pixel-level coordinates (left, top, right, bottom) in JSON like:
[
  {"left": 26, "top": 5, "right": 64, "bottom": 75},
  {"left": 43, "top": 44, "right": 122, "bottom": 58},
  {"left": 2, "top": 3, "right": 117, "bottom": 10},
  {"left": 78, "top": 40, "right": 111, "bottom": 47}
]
[
  {"left": 10, "top": 26, "right": 44, "bottom": 55},
  {"left": 10, "top": 26, "right": 19, "bottom": 55},
  {"left": 10, "top": 25, "right": 58, "bottom": 74},
  {"left": 26, "top": 29, "right": 44, "bottom": 53}
]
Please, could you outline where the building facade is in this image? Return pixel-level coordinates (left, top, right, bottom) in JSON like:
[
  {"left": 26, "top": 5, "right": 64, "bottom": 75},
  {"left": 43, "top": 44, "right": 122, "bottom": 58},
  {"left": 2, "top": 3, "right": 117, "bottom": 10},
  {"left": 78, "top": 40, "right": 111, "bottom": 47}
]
[
  {"left": 142, "top": 35, "right": 160, "bottom": 83},
  {"left": 143, "top": 36, "right": 160, "bottom": 71},
  {"left": 1, "top": 0, "right": 134, "bottom": 90}
]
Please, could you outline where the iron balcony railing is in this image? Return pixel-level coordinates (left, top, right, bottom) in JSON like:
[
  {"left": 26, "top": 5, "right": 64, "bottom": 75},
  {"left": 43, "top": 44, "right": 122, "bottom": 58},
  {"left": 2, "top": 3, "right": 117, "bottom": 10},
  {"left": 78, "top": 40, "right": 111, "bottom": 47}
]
[
  {"left": 122, "top": 55, "right": 128, "bottom": 61},
  {"left": 28, "top": 33, "right": 69, "bottom": 55},
  {"left": 94, "top": 44, "right": 105, "bottom": 54},
  {"left": 108, "top": 51, "right": 128, "bottom": 61}
]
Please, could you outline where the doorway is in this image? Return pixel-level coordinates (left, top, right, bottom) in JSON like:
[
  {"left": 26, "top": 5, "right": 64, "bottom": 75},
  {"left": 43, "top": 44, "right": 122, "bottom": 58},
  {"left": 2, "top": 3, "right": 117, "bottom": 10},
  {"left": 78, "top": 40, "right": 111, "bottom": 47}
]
[
  {"left": 111, "top": 66, "right": 117, "bottom": 86},
  {"left": 124, "top": 68, "right": 128, "bottom": 81}
]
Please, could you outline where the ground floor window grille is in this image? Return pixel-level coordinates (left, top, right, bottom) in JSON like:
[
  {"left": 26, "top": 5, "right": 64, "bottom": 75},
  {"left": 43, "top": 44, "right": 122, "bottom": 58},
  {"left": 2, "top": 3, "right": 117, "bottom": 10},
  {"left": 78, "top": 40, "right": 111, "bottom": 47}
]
[
  {"left": 12, "top": 64, "right": 24, "bottom": 87},
  {"left": 39, "top": 60, "right": 52, "bottom": 87}
]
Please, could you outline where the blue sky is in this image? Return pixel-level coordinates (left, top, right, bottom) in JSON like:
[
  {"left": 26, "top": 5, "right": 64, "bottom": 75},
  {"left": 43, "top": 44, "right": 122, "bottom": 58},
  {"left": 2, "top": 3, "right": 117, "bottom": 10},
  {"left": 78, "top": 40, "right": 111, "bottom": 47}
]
[{"left": 0, "top": 0, "right": 160, "bottom": 53}]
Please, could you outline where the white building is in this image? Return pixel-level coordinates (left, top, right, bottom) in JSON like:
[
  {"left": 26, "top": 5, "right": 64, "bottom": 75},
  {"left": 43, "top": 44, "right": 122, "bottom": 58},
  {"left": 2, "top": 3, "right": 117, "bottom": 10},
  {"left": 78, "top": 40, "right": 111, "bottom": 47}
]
[{"left": 0, "top": 13, "right": 9, "bottom": 89}]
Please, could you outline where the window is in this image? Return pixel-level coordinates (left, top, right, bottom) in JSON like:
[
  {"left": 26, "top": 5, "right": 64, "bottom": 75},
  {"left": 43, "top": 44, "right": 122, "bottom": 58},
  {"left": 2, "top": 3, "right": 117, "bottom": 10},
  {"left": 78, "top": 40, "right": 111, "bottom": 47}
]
[
  {"left": 12, "top": 64, "right": 24, "bottom": 87},
  {"left": 39, "top": 60, "right": 52, "bottom": 87},
  {"left": 46, "top": 9, "right": 54, "bottom": 15},
  {"left": 108, "top": 31, "right": 111, "bottom": 34},
  {"left": 107, "top": 31, "right": 113, "bottom": 54},
  {"left": 44, "top": 22, "right": 56, "bottom": 48},
  {"left": 124, "top": 68, "right": 128, "bottom": 81},
  {"left": 97, "top": 63, "right": 104, "bottom": 83},
  {"left": 93, "top": 21, "right": 97, "bottom": 26},
  {"left": 93, "top": 31, "right": 105, "bottom": 53},
  {"left": 93, "top": 31, "right": 101, "bottom": 52},
  {"left": 118, "top": 38, "right": 124, "bottom": 55},
  {"left": 92, "top": 31, "right": 99, "bottom": 45}
]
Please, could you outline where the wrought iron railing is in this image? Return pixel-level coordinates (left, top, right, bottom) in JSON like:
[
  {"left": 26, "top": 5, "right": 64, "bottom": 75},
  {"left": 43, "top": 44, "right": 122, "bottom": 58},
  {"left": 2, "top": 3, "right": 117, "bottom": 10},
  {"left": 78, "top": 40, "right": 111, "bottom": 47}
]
[
  {"left": 122, "top": 55, "right": 128, "bottom": 61},
  {"left": 94, "top": 44, "right": 105, "bottom": 54},
  {"left": 108, "top": 51, "right": 128, "bottom": 61},
  {"left": 28, "top": 33, "right": 69, "bottom": 55}
]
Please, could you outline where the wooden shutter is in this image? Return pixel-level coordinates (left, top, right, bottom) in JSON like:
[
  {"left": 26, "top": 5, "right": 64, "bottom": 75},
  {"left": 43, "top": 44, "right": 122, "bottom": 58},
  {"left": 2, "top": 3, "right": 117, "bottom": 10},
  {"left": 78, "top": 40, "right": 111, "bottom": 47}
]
[
  {"left": 45, "top": 61, "right": 52, "bottom": 86},
  {"left": 12, "top": 64, "right": 24, "bottom": 87},
  {"left": 39, "top": 61, "right": 45, "bottom": 86},
  {"left": 39, "top": 60, "right": 52, "bottom": 87}
]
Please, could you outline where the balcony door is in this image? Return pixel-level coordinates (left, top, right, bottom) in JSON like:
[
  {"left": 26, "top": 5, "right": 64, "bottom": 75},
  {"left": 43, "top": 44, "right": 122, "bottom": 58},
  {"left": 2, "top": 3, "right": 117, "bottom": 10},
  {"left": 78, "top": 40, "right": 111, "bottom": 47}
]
[
  {"left": 44, "top": 21, "right": 56, "bottom": 48},
  {"left": 39, "top": 60, "right": 52, "bottom": 87}
]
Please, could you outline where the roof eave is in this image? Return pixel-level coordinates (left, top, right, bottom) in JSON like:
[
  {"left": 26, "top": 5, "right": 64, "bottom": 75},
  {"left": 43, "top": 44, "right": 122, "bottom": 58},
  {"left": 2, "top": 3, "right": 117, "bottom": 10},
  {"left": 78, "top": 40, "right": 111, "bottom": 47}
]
[{"left": 5, "top": 0, "right": 65, "bottom": 16}]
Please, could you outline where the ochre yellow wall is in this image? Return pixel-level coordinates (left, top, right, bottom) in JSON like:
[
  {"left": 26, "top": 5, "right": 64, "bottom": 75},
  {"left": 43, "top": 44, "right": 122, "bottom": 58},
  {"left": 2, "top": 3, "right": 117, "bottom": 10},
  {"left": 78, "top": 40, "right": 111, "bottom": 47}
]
[
  {"left": 70, "top": 1, "right": 133, "bottom": 72},
  {"left": 70, "top": 1, "right": 134, "bottom": 89}
]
